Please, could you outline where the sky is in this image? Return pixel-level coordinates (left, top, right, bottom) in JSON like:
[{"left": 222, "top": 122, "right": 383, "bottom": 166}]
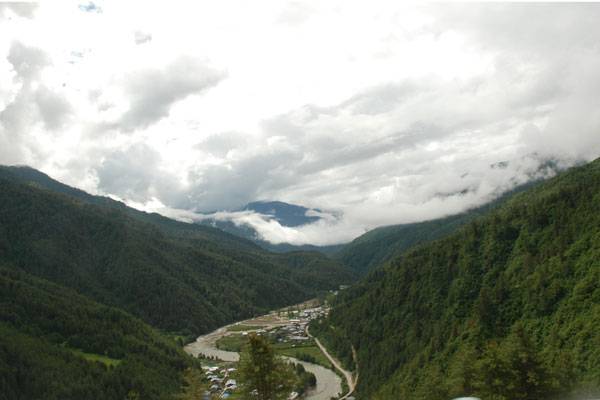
[{"left": 1, "top": 2, "right": 600, "bottom": 246}]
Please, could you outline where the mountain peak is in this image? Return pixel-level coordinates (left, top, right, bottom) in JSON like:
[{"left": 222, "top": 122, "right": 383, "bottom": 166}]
[{"left": 241, "top": 201, "right": 321, "bottom": 227}]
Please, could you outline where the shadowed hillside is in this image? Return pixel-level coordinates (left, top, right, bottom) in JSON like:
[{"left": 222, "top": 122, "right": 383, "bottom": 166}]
[{"left": 0, "top": 172, "right": 355, "bottom": 336}]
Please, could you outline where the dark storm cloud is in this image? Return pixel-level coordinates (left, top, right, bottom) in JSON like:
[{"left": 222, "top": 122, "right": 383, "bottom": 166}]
[{"left": 116, "top": 56, "right": 225, "bottom": 132}]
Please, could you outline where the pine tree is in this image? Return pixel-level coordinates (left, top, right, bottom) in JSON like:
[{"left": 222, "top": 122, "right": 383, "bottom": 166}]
[
  {"left": 236, "top": 334, "right": 296, "bottom": 400},
  {"left": 173, "top": 368, "right": 206, "bottom": 400}
]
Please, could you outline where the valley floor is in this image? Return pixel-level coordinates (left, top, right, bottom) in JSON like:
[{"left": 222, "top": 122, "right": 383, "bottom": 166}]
[{"left": 184, "top": 300, "right": 349, "bottom": 400}]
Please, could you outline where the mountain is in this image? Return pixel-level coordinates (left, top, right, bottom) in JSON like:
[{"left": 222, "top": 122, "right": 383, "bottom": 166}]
[
  {"left": 310, "top": 157, "right": 600, "bottom": 400},
  {"left": 330, "top": 182, "right": 542, "bottom": 276},
  {"left": 0, "top": 166, "right": 358, "bottom": 398},
  {"left": 0, "top": 266, "right": 193, "bottom": 400},
  {"left": 0, "top": 165, "right": 262, "bottom": 253},
  {"left": 197, "top": 200, "right": 342, "bottom": 253},
  {"left": 243, "top": 201, "right": 322, "bottom": 227},
  {"left": 0, "top": 167, "right": 357, "bottom": 337}
]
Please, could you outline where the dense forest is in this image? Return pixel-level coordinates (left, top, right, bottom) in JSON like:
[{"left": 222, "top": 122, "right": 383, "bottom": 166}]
[
  {"left": 330, "top": 175, "right": 556, "bottom": 276},
  {"left": 0, "top": 267, "right": 193, "bottom": 400},
  {"left": 0, "top": 166, "right": 357, "bottom": 398},
  {"left": 311, "top": 157, "right": 600, "bottom": 399},
  {"left": 0, "top": 173, "right": 355, "bottom": 336}
]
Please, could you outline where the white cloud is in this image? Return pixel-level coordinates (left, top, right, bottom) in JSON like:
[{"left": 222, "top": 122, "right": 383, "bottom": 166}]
[
  {"left": 1, "top": 2, "right": 600, "bottom": 246},
  {"left": 134, "top": 31, "right": 152, "bottom": 45},
  {"left": 0, "top": 3, "right": 38, "bottom": 20},
  {"left": 113, "top": 55, "right": 226, "bottom": 132}
]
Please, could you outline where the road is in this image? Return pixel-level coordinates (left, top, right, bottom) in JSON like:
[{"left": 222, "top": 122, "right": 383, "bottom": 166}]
[
  {"left": 184, "top": 315, "right": 343, "bottom": 400},
  {"left": 306, "top": 326, "right": 358, "bottom": 399}
]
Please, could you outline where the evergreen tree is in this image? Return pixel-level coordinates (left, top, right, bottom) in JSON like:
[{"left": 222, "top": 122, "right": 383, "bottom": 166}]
[
  {"left": 236, "top": 334, "right": 296, "bottom": 400},
  {"left": 173, "top": 368, "right": 206, "bottom": 400}
]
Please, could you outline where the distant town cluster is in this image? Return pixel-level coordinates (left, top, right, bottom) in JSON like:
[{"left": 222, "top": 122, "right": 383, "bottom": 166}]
[
  {"left": 261, "top": 306, "right": 330, "bottom": 344},
  {"left": 201, "top": 365, "right": 238, "bottom": 399}
]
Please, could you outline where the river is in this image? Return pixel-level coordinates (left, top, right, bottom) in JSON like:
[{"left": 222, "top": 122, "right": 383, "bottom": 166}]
[{"left": 184, "top": 322, "right": 343, "bottom": 400}]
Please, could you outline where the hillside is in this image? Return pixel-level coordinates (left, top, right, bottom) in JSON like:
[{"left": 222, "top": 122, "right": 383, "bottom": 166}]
[
  {"left": 0, "top": 266, "right": 193, "bottom": 400},
  {"left": 310, "top": 157, "right": 600, "bottom": 400},
  {"left": 0, "top": 174, "right": 355, "bottom": 336},
  {"left": 0, "top": 165, "right": 262, "bottom": 253},
  {"left": 331, "top": 181, "right": 545, "bottom": 276}
]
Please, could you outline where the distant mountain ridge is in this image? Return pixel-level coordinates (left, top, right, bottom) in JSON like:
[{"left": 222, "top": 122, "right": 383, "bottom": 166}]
[
  {"left": 197, "top": 200, "right": 341, "bottom": 253},
  {"left": 242, "top": 200, "right": 322, "bottom": 227}
]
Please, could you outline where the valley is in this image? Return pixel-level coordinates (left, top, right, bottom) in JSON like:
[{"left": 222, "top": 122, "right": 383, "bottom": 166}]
[
  {"left": 2, "top": 158, "right": 600, "bottom": 400},
  {"left": 0, "top": 167, "right": 355, "bottom": 400},
  {"left": 184, "top": 300, "right": 347, "bottom": 400},
  {"left": 3, "top": 4, "right": 600, "bottom": 400}
]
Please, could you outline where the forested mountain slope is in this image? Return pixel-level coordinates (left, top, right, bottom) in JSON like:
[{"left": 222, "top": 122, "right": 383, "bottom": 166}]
[
  {"left": 0, "top": 165, "right": 356, "bottom": 287},
  {"left": 311, "top": 157, "right": 600, "bottom": 400},
  {"left": 0, "top": 165, "right": 261, "bottom": 252},
  {"left": 0, "top": 177, "right": 353, "bottom": 336},
  {"left": 331, "top": 182, "right": 544, "bottom": 276},
  {"left": 0, "top": 267, "right": 192, "bottom": 400}
]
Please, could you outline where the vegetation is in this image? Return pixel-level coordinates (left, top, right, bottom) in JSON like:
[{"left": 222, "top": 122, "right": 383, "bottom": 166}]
[
  {"left": 331, "top": 179, "right": 547, "bottom": 276},
  {"left": 292, "top": 362, "right": 317, "bottom": 396},
  {"left": 172, "top": 368, "right": 207, "bottom": 400},
  {"left": 0, "top": 267, "right": 193, "bottom": 400},
  {"left": 311, "top": 157, "right": 600, "bottom": 399},
  {"left": 217, "top": 333, "right": 333, "bottom": 369},
  {"left": 0, "top": 173, "right": 354, "bottom": 336},
  {"left": 273, "top": 342, "right": 333, "bottom": 370},
  {"left": 0, "top": 165, "right": 355, "bottom": 398},
  {"left": 235, "top": 334, "right": 297, "bottom": 400},
  {"left": 226, "top": 324, "right": 262, "bottom": 332},
  {"left": 216, "top": 334, "right": 250, "bottom": 352}
]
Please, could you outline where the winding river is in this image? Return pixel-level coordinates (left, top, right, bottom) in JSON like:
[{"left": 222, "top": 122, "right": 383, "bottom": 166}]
[{"left": 184, "top": 322, "right": 343, "bottom": 400}]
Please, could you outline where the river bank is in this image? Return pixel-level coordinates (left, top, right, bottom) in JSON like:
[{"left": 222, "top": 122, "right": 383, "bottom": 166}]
[{"left": 184, "top": 305, "right": 343, "bottom": 400}]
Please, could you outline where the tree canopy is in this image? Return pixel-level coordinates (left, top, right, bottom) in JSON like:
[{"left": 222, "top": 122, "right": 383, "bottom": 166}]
[
  {"left": 311, "top": 156, "right": 600, "bottom": 399},
  {"left": 236, "top": 334, "right": 296, "bottom": 400}
]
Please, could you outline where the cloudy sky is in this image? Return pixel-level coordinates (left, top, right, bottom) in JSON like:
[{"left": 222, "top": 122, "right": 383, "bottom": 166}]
[{"left": 1, "top": 2, "right": 600, "bottom": 246}]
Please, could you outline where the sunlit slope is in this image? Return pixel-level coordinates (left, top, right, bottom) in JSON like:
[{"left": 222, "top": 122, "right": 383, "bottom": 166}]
[{"left": 311, "top": 157, "right": 600, "bottom": 399}]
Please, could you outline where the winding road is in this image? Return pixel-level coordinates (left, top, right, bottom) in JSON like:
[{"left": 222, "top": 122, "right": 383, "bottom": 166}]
[
  {"left": 306, "top": 326, "right": 358, "bottom": 399},
  {"left": 184, "top": 317, "right": 344, "bottom": 400}
]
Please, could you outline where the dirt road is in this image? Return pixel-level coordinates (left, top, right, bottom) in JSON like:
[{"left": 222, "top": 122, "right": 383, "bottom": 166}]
[{"left": 306, "top": 326, "right": 357, "bottom": 399}]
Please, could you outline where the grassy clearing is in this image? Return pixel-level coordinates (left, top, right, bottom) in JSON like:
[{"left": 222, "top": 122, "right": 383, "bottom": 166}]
[
  {"left": 70, "top": 349, "right": 121, "bottom": 368},
  {"left": 216, "top": 334, "right": 333, "bottom": 370},
  {"left": 226, "top": 324, "right": 262, "bottom": 332},
  {"left": 273, "top": 341, "right": 333, "bottom": 370},
  {"left": 216, "top": 334, "right": 248, "bottom": 352}
]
